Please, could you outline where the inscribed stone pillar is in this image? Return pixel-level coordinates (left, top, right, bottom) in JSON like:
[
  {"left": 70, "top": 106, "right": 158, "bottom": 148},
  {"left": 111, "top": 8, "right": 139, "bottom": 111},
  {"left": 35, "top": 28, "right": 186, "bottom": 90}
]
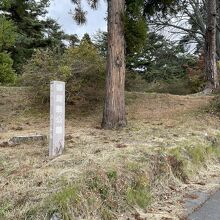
[{"left": 49, "top": 81, "right": 65, "bottom": 157}]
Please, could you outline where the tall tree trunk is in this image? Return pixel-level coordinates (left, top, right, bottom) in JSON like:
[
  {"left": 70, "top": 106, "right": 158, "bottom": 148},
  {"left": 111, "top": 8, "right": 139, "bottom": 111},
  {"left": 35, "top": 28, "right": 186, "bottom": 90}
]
[
  {"left": 205, "top": 0, "right": 219, "bottom": 89},
  {"left": 102, "top": 0, "right": 126, "bottom": 129},
  {"left": 217, "top": 31, "right": 220, "bottom": 59},
  {"left": 217, "top": 0, "right": 220, "bottom": 59}
]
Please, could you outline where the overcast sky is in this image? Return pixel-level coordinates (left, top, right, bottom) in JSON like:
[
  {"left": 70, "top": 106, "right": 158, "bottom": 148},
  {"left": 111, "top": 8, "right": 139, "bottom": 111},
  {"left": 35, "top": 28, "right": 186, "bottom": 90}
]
[{"left": 47, "top": 0, "right": 107, "bottom": 38}]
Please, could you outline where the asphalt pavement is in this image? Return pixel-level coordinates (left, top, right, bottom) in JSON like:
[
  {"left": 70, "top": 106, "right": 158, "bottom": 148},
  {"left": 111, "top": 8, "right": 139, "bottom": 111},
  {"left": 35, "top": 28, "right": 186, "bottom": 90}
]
[{"left": 188, "top": 191, "right": 220, "bottom": 220}]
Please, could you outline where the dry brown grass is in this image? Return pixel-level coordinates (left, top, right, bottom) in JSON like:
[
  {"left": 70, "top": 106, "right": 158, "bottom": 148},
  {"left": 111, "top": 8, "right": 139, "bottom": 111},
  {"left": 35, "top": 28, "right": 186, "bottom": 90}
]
[{"left": 0, "top": 87, "right": 220, "bottom": 219}]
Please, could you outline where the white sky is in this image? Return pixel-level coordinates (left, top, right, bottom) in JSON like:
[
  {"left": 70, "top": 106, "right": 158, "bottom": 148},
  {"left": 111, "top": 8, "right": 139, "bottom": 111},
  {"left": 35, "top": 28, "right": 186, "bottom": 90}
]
[{"left": 47, "top": 0, "right": 107, "bottom": 38}]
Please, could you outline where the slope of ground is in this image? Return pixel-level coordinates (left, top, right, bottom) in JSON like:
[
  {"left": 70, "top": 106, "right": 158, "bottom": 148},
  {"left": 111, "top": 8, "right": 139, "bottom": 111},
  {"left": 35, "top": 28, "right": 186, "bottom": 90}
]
[{"left": 0, "top": 87, "right": 220, "bottom": 220}]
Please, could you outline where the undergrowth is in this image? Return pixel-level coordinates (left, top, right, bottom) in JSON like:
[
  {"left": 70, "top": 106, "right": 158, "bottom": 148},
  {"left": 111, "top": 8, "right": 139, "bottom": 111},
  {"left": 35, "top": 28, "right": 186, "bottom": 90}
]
[
  {"left": 2, "top": 136, "right": 220, "bottom": 220},
  {"left": 23, "top": 167, "right": 151, "bottom": 220},
  {"left": 167, "top": 142, "right": 220, "bottom": 183}
]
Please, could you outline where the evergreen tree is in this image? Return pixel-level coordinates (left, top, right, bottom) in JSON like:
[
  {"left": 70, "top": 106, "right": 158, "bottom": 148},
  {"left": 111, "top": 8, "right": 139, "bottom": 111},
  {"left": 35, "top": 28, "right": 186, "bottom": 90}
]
[
  {"left": 0, "top": 16, "right": 17, "bottom": 52},
  {"left": 93, "top": 31, "right": 108, "bottom": 57},
  {"left": 71, "top": 0, "right": 176, "bottom": 129},
  {"left": 0, "top": 16, "right": 17, "bottom": 84},
  {"left": 94, "top": 30, "right": 192, "bottom": 82},
  {"left": 124, "top": 0, "right": 147, "bottom": 56},
  {"left": 43, "top": 18, "right": 67, "bottom": 51},
  {"left": 0, "top": 0, "right": 66, "bottom": 72},
  {"left": 65, "top": 34, "right": 80, "bottom": 47},
  {"left": 81, "top": 33, "right": 93, "bottom": 45}
]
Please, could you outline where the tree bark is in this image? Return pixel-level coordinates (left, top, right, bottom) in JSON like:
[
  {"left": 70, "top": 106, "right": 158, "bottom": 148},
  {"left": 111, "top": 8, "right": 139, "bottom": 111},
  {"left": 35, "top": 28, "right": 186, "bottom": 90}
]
[
  {"left": 205, "top": 0, "right": 219, "bottom": 89},
  {"left": 102, "top": 0, "right": 126, "bottom": 129},
  {"left": 217, "top": 0, "right": 220, "bottom": 59},
  {"left": 217, "top": 31, "right": 220, "bottom": 59}
]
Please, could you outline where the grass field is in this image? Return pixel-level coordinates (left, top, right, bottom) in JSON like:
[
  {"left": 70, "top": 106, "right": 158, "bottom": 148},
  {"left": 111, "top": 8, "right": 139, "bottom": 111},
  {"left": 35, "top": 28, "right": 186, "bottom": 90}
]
[{"left": 1, "top": 87, "right": 220, "bottom": 219}]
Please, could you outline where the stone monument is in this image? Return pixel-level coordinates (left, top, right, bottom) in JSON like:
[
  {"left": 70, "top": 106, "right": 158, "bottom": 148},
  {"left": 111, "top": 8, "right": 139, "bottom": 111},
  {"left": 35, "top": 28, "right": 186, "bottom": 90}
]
[{"left": 49, "top": 81, "right": 65, "bottom": 157}]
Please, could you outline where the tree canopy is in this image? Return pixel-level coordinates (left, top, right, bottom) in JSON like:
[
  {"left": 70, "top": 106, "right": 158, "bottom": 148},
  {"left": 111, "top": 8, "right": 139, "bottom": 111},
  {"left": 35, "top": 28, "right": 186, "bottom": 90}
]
[{"left": 0, "top": 0, "right": 66, "bottom": 72}]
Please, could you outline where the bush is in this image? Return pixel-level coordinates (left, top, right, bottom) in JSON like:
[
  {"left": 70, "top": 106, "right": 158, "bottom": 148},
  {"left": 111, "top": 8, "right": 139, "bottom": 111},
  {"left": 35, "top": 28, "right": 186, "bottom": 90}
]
[
  {"left": 144, "top": 79, "right": 194, "bottom": 95},
  {"left": 0, "top": 52, "right": 16, "bottom": 84},
  {"left": 125, "top": 70, "right": 148, "bottom": 92},
  {"left": 21, "top": 41, "right": 105, "bottom": 103},
  {"left": 143, "top": 53, "right": 207, "bottom": 95},
  {"left": 185, "top": 53, "right": 206, "bottom": 93},
  {"left": 210, "top": 95, "right": 220, "bottom": 115}
]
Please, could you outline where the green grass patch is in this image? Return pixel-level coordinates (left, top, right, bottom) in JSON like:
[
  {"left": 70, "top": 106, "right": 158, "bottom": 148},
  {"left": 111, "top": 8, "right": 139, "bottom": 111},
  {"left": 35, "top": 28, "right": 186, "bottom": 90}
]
[
  {"left": 23, "top": 166, "right": 152, "bottom": 220},
  {"left": 50, "top": 185, "right": 80, "bottom": 217},
  {"left": 186, "top": 145, "right": 206, "bottom": 165},
  {"left": 126, "top": 181, "right": 151, "bottom": 209},
  {"left": 167, "top": 140, "right": 220, "bottom": 181},
  {"left": 0, "top": 201, "right": 13, "bottom": 218}
]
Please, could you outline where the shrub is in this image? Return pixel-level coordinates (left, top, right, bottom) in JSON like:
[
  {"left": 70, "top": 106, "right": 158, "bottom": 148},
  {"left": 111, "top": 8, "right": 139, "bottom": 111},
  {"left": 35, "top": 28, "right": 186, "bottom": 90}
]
[
  {"left": 0, "top": 52, "right": 16, "bottom": 84},
  {"left": 145, "top": 79, "right": 194, "bottom": 95},
  {"left": 62, "top": 41, "right": 105, "bottom": 102},
  {"left": 21, "top": 41, "right": 105, "bottom": 103},
  {"left": 21, "top": 49, "right": 64, "bottom": 102},
  {"left": 185, "top": 53, "right": 206, "bottom": 93},
  {"left": 209, "top": 95, "right": 220, "bottom": 115},
  {"left": 125, "top": 70, "right": 148, "bottom": 92}
]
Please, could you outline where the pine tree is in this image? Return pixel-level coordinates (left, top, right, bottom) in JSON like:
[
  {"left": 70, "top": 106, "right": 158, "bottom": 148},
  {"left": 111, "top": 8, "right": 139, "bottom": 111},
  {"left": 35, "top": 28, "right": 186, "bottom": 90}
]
[
  {"left": 0, "top": 16, "right": 17, "bottom": 52},
  {"left": 43, "top": 18, "right": 67, "bottom": 51},
  {"left": 65, "top": 34, "right": 80, "bottom": 47},
  {"left": 81, "top": 33, "right": 93, "bottom": 45},
  {"left": 0, "top": 16, "right": 17, "bottom": 84},
  {"left": 0, "top": 0, "right": 66, "bottom": 72}
]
